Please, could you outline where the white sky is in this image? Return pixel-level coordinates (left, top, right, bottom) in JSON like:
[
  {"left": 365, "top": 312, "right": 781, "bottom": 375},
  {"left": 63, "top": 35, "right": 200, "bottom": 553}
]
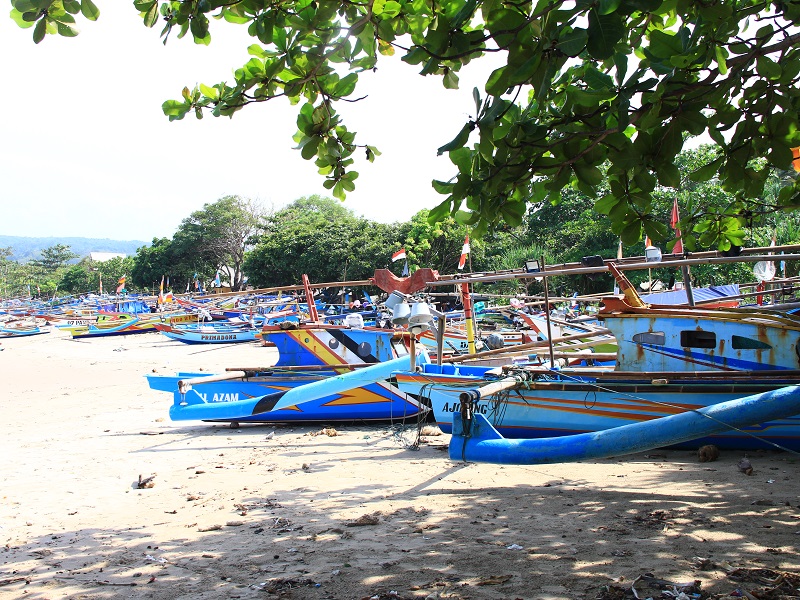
[{"left": 0, "top": 4, "right": 493, "bottom": 241}]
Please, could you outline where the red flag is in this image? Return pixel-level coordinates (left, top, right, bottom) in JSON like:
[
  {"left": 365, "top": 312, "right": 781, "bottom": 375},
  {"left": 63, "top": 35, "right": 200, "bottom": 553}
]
[
  {"left": 644, "top": 235, "right": 652, "bottom": 247},
  {"left": 391, "top": 248, "right": 407, "bottom": 262},
  {"left": 671, "top": 199, "right": 683, "bottom": 254},
  {"left": 458, "top": 235, "right": 470, "bottom": 270}
]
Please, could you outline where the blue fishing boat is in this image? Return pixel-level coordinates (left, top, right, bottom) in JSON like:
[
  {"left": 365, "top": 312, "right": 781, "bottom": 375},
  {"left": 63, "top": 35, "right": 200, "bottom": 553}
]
[
  {"left": 153, "top": 321, "right": 261, "bottom": 344},
  {"left": 146, "top": 324, "right": 429, "bottom": 424},
  {"left": 392, "top": 264, "right": 800, "bottom": 452}
]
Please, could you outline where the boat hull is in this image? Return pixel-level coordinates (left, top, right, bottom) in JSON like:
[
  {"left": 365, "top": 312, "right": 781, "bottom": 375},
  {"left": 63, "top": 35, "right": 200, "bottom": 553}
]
[
  {"left": 147, "top": 372, "right": 426, "bottom": 423},
  {"left": 395, "top": 367, "right": 800, "bottom": 451}
]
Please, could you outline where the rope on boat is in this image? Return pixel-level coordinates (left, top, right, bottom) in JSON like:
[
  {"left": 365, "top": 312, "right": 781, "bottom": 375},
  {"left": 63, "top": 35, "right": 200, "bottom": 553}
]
[{"left": 530, "top": 367, "right": 800, "bottom": 456}]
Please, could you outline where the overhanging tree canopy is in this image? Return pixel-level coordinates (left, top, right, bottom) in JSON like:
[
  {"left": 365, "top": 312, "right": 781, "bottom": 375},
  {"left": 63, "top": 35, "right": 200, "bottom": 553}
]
[{"left": 11, "top": 0, "right": 800, "bottom": 250}]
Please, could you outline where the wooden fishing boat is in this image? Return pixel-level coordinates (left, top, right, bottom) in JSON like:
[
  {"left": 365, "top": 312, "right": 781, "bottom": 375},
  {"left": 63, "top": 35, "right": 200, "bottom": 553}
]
[
  {"left": 153, "top": 321, "right": 261, "bottom": 344},
  {"left": 146, "top": 323, "right": 428, "bottom": 424},
  {"left": 393, "top": 263, "right": 800, "bottom": 452}
]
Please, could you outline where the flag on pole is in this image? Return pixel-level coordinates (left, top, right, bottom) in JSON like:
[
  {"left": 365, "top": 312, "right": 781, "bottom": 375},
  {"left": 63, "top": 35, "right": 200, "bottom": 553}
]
[
  {"left": 617, "top": 239, "right": 623, "bottom": 260},
  {"left": 158, "top": 275, "right": 165, "bottom": 304},
  {"left": 214, "top": 271, "right": 221, "bottom": 287},
  {"left": 671, "top": 198, "right": 683, "bottom": 254},
  {"left": 402, "top": 260, "right": 409, "bottom": 277},
  {"left": 645, "top": 235, "right": 652, "bottom": 247},
  {"left": 458, "top": 235, "right": 470, "bottom": 270},
  {"left": 391, "top": 248, "right": 407, "bottom": 262},
  {"left": 99, "top": 273, "right": 103, "bottom": 295},
  {"left": 116, "top": 276, "right": 126, "bottom": 294},
  {"left": 164, "top": 291, "right": 174, "bottom": 303}
]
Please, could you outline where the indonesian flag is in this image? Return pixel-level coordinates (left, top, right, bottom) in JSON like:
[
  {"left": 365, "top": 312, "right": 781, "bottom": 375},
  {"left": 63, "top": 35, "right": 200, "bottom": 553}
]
[
  {"left": 671, "top": 198, "right": 683, "bottom": 255},
  {"left": 458, "top": 235, "right": 470, "bottom": 270},
  {"left": 391, "top": 248, "right": 407, "bottom": 262}
]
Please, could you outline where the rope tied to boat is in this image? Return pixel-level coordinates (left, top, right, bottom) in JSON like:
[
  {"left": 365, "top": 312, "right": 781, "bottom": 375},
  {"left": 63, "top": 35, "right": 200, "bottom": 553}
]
[{"left": 543, "top": 367, "right": 800, "bottom": 456}]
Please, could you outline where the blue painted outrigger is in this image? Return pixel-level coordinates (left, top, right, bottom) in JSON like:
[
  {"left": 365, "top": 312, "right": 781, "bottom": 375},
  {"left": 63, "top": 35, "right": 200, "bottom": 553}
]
[{"left": 449, "top": 385, "right": 800, "bottom": 464}]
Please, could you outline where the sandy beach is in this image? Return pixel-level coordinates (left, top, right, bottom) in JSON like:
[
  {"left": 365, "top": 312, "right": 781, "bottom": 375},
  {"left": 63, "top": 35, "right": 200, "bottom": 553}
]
[{"left": 2, "top": 329, "right": 799, "bottom": 600}]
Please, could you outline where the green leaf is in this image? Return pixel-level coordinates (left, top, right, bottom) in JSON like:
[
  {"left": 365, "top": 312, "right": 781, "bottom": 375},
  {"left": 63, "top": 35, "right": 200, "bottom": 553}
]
[
  {"left": 33, "top": 18, "right": 46, "bottom": 43},
  {"left": 620, "top": 219, "right": 642, "bottom": 245},
  {"left": 655, "top": 162, "right": 681, "bottom": 188},
  {"left": 80, "top": 0, "right": 99, "bottom": 21},
  {"left": 587, "top": 9, "right": 624, "bottom": 60},
  {"left": 688, "top": 156, "right": 723, "bottom": 182},
  {"left": 714, "top": 45, "right": 727, "bottom": 75},
  {"left": 598, "top": 0, "right": 622, "bottom": 15},
  {"left": 427, "top": 200, "right": 452, "bottom": 224},
  {"left": 437, "top": 123, "right": 472, "bottom": 156},
  {"left": 756, "top": 56, "right": 781, "bottom": 80},
  {"left": 56, "top": 20, "right": 79, "bottom": 36},
  {"left": 432, "top": 180, "right": 455, "bottom": 194},
  {"left": 594, "top": 193, "right": 621, "bottom": 215},
  {"left": 556, "top": 28, "right": 588, "bottom": 57},
  {"left": 443, "top": 69, "right": 459, "bottom": 89},
  {"left": 333, "top": 73, "right": 358, "bottom": 97},
  {"left": 647, "top": 29, "right": 684, "bottom": 58},
  {"left": 485, "top": 66, "right": 510, "bottom": 97}
]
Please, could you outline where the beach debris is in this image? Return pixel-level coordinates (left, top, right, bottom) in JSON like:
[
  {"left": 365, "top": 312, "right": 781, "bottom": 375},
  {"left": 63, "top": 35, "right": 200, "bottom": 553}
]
[
  {"left": 692, "top": 556, "right": 715, "bottom": 571},
  {"left": 0, "top": 576, "right": 30, "bottom": 587},
  {"left": 136, "top": 474, "right": 156, "bottom": 489},
  {"left": 723, "top": 566, "right": 800, "bottom": 597},
  {"left": 419, "top": 425, "right": 442, "bottom": 436},
  {"left": 310, "top": 427, "right": 340, "bottom": 437},
  {"left": 29, "top": 548, "right": 53, "bottom": 559},
  {"left": 302, "top": 463, "right": 311, "bottom": 471},
  {"left": 270, "top": 517, "right": 299, "bottom": 532},
  {"left": 254, "top": 577, "right": 317, "bottom": 594},
  {"left": 476, "top": 574, "right": 513, "bottom": 586},
  {"left": 145, "top": 554, "right": 168, "bottom": 563},
  {"left": 697, "top": 444, "right": 719, "bottom": 462},
  {"left": 226, "top": 520, "right": 244, "bottom": 527},
  {"left": 506, "top": 544, "right": 524, "bottom": 550},
  {"left": 597, "top": 574, "right": 705, "bottom": 600},
  {"left": 738, "top": 457, "right": 754, "bottom": 475},
  {"left": 346, "top": 512, "right": 381, "bottom": 526},
  {"left": 234, "top": 503, "right": 248, "bottom": 516},
  {"left": 198, "top": 524, "right": 222, "bottom": 532}
]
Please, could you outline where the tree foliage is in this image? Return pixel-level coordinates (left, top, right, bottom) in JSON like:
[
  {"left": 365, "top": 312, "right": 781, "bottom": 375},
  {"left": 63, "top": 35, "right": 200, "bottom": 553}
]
[
  {"left": 30, "top": 244, "right": 78, "bottom": 273},
  {"left": 12, "top": 0, "right": 800, "bottom": 250},
  {"left": 243, "top": 195, "right": 399, "bottom": 287}
]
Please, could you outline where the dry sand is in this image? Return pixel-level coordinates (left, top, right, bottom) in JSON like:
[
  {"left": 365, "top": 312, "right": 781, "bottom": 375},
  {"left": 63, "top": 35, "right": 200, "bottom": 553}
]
[{"left": 2, "top": 329, "right": 800, "bottom": 600}]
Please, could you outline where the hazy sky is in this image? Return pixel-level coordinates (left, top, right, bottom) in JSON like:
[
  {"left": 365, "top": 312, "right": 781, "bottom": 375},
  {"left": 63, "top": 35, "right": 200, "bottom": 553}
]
[{"left": 1, "top": 4, "right": 494, "bottom": 242}]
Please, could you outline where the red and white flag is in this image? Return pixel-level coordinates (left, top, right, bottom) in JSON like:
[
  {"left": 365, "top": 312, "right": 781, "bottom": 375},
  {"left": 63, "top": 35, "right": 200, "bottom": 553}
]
[
  {"left": 671, "top": 198, "right": 683, "bottom": 255},
  {"left": 391, "top": 248, "right": 407, "bottom": 262},
  {"left": 458, "top": 235, "right": 470, "bottom": 270}
]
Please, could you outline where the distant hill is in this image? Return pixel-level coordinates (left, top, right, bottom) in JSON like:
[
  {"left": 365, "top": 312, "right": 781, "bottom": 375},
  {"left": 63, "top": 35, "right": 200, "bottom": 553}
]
[{"left": 0, "top": 236, "right": 149, "bottom": 263}]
